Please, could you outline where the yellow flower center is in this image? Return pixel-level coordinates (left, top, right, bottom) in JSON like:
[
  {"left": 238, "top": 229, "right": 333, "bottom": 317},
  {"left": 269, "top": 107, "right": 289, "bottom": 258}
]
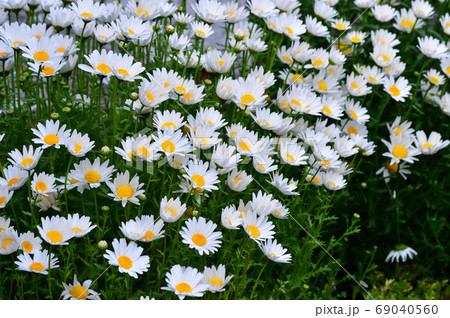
[
  {"left": 117, "top": 185, "right": 133, "bottom": 199},
  {"left": 21, "top": 158, "right": 34, "bottom": 167},
  {"left": 57, "top": 47, "right": 65, "bottom": 53},
  {"left": 176, "top": 282, "right": 192, "bottom": 294},
  {"left": 162, "top": 122, "right": 176, "bottom": 129},
  {"left": 81, "top": 12, "right": 93, "bottom": 18},
  {"left": 96, "top": 63, "right": 111, "bottom": 74},
  {"left": 141, "top": 231, "right": 155, "bottom": 240},
  {"left": 29, "top": 262, "right": 44, "bottom": 271},
  {"left": 117, "top": 69, "right": 130, "bottom": 76},
  {"left": 34, "top": 51, "right": 49, "bottom": 62},
  {"left": 322, "top": 106, "right": 331, "bottom": 115},
  {"left": 72, "top": 227, "right": 83, "bottom": 234},
  {"left": 70, "top": 285, "right": 89, "bottom": 299},
  {"left": 2, "top": 239, "right": 13, "bottom": 251},
  {"left": 85, "top": 170, "right": 101, "bottom": 183},
  {"left": 335, "top": 23, "right": 346, "bottom": 30},
  {"left": 422, "top": 143, "right": 433, "bottom": 149},
  {"left": 13, "top": 41, "right": 23, "bottom": 47},
  {"left": 312, "top": 60, "right": 324, "bottom": 67},
  {"left": 209, "top": 278, "right": 223, "bottom": 287},
  {"left": 192, "top": 174, "right": 205, "bottom": 187},
  {"left": 145, "top": 93, "right": 154, "bottom": 102},
  {"left": 389, "top": 86, "right": 400, "bottom": 97},
  {"left": 74, "top": 144, "right": 82, "bottom": 154},
  {"left": 240, "top": 94, "right": 255, "bottom": 104},
  {"left": 347, "top": 127, "right": 358, "bottom": 135},
  {"left": 351, "top": 36, "right": 361, "bottom": 42},
  {"left": 192, "top": 233, "right": 207, "bottom": 246},
  {"left": 283, "top": 26, "right": 293, "bottom": 34},
  {"left": 196, "top": 30, "right": 206, "bottom": 37},
  {"left": 44, "top": 134, "right": 59, "bottom": 145},
  {"left": 350, "top": 110, "right": 358, "bottom": 120},
  {"left": 350, "top": 83, "right": 359, "bottom": 89},
  {"left": 218, "top": 60, "right": 224, "bottom": 68},
  {"left": 137, "top": 147, "right": 149, "bottom": 157},
  {"left": 320, "top": 160, "right": 330, "bottom": 166},
  {"left": 429, "top": 76, "right": 439, "bottom": 84},
  {"left": 47, "top": 231, "right": 62, "bottom": 244},
  {"left": 392, "top": 145, "right": 408, "bottom": 158},
  {"left": 41, "top": 66, "right": 55, "bottom": 75},
  {"left": 165, "top": 208, "right": 177, "bottom": 217},
  {"left": 318, "top": 81, "right": 327, "bottom": 91},
  {"left": 400, "top": 20, "right": 414, "bottom": 31},
  {"left": 22, "top": 241, "right": 33, "bottom": 252},
  {"left": 35, "top": 182, "right": 47, "bottom": 192},
  {"left": 369, "top": 76, "right": 377, "bottom": 83},
  {"left": 182, "top": 93, "right": 192, "bottom": 102},
  {"left": 7, "top": 178, "right": 20, "bottom": 187},
  {"left": 161, "top": 140, "right": 175, "bottom": 153},
  {"left": 137, "top": 9, "right": 148, "bottom": 16},
  {"left": 246, "top": 225, "right": 260, "bottom": 238},
  {"left": 385, "top": 161, "right": 398, "bottom": 175},
  {"left": 118, "top": 255, "right": 133, "bottom": 269}
]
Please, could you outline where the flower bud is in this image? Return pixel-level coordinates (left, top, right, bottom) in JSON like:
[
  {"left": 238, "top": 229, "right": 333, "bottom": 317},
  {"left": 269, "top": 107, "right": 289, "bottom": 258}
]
[
  {"left": 130, "top": 92, "right": 139, "bottom": 100},
  {"left": 165, "top": 25, "right": 175, "bottom": 34},
  {"left": 137, "top": 194, "right": 147, "bottom": 201},
  {"left": 98, "top": 240, "right": 108, "bottom": 249},
  {"left": 234, "top": 29, "right": 245, "bottom": 41},
  {"left": 50, "top": 112, "right": 60, "bottom": 119},
  {"left": 101, "top": 205, "right": 110, "bottom": 212},
  {"left": 101, "top": 146, "right": 111, "bottom": 155},
  {"left": 62, "top": 106, "right": 71, "bottom": 113}
]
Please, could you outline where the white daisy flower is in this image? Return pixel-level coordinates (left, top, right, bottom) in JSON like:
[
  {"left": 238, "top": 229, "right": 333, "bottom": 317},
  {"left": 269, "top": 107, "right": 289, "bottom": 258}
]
[
  {"left": 259, "top": 239, "right": 292, "bottom": 263},
  {"left": 37, "top": 215, "right": 74, "bottom": 246},
  {"left": 0, "top": 228, "right": 19, "bottom": 255},
  {"left": 385, "top": 245, "right": 418, "bottom": 262},
  {"left": 161, "top": 265, "right": 208, "bottom": 300},
  {"left": 414, "top": 131, "right": 450, "bottom": 155},
  {"left": 160, "top": 196, "right": 187, "bottom": 223},
  {"left": 119, "top": 215, "right": 165, "bottom": 242},
  {"left": 103, "top": 238, "right": 150, "bottom": 279},
  {"left": 65, "top": 129, "right": 95, "bottom": 157},
  {"left": 67, "top": 214, "right": 97, "bottom": 238},
  {"left": 8, "top": 145, "right": 44, "bottom": 171},
  {"left": 226, "top": 168, "right": 253, "bottom": 192},
  {"left": 106, "top": 171, "right": 145, "bottom": 207},
  {"left": 180, "top": 217, "right": 223, "bottom": 255},
  {"left": 221, "top": 205, "right": 242, "bottom": 230},
  {"left": 15, "top": 249, "right": 59, "bottom": 275},
  {"left": 242, "top": 211, "right": 275, "bottom": 242},
  {"left": 0, "top": 187, "right": 14, "bottom": 209},
  {"left": 61, "top": 274, "right": 101, "bottom": 300},
  {"left": 18, "top": 231, "right": 42, "bottom": 254},
  {"left": 203, "top": 264, "right": 233, "bottom": 293},
  {"left": 72, "top": 157, "right": 116, "bottom": 189}
]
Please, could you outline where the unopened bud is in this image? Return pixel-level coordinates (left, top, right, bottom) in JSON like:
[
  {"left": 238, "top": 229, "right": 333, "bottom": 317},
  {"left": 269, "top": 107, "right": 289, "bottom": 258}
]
[
  {"left": 137, "top": 194, "right": 147, "bottom": 201},
  {"left": 101, "top": 205, "right": 110, "bottom": 212},
  {"left": 50, "top": 112, "right": 59, "bottom": 119},
  {"left": 6, "top": 109, "right": 14, "bottom": 114},
  {"left": 361, "top": 182, "right": 367, "bottom": 188},
  {"left": 62, "top": 106, "right": 71, "bottom": 113},
  {"left": 98, "top": 240, "right": 108, "bottom": 249},
  {"left": 203, "top": 79, "right": 212, "bottom": 85},
  {"left": 101, "top": 146, "right": 111, "bottom": 155},
  {"left": 234, "top": 29, "right": 245, "bottom": 41},
  {"left": 165, "top": 25, "right": 175, "bottom": 34},
  {"left": 205, "top": 46, "right": 214, "bottom": 52},
  {"left": 153, "top": 24, "right": 160, "bottom": 31},
  {"left": 177, "top": 6, "right": 185, "bottom": 12},
  {"left": 353, "top": 213, "right": 360, "bottom": 219},
  {"left": 130, "top": 92, "right": 139, "bottom": 100}
]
